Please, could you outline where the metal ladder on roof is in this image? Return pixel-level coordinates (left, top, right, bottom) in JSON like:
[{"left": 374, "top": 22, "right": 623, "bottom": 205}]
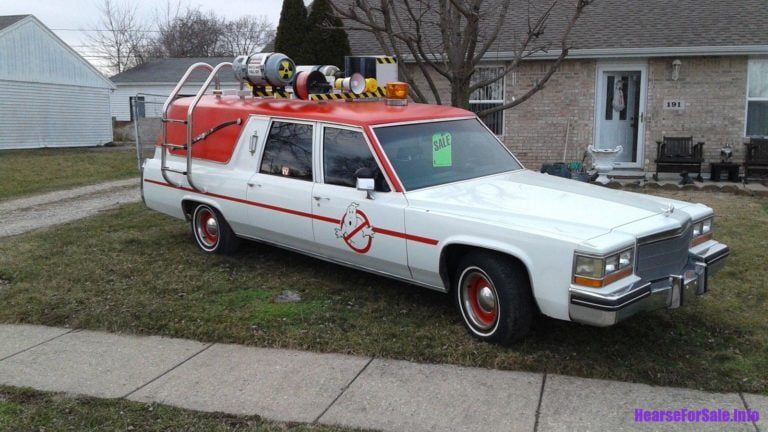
[{"left": 160, "top": 61, "right": 241, "bottom": 192}]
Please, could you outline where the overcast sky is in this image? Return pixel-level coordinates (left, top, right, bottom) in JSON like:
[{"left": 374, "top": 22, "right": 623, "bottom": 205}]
[{"left": 1, "top": 0, "right": 295, "bottom": 69}]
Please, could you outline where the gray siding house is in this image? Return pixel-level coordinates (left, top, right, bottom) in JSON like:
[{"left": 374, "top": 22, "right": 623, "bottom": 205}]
[
  {"left": 341, "top": 0, "right": 768, "bottom": 177},
  {"left": 0, "top": 15, "right": 114, "bottom": 149},
  {"left": 110, "top": 57, "right": 239, "bottom": 122}
]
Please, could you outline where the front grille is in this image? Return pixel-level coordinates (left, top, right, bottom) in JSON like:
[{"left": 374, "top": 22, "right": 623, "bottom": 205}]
[{"left": 636, "top": 225, "right": 692, "bottom": 282}]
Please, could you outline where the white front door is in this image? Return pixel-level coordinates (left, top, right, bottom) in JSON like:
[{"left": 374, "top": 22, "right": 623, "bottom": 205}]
[
  {"left": 311, "top": 124, "right": 411, "bottom": 279},
  {"left": 594, "top": 63, "right": 647, "bottom": 168}
]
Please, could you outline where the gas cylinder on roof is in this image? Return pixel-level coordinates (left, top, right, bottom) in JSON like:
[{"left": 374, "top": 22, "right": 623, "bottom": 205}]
[{"left": 233, "top": 53, "right": 296, "bottom": 88}]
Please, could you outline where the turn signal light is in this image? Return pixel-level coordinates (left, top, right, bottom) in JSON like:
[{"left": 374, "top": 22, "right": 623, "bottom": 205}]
[
  {"left": 691, "top": 232, "right": 713, "bottom": 246},
  {"left": 386, "top": 82, "right": 409, "bottom": 106},
  {"left": 573, "top": 267, "right": 633, "bottom": 288}
]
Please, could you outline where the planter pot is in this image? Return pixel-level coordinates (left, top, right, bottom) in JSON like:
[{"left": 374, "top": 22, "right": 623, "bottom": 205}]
[{"left": 588, "top": 145, "right": 623, "bottom": 185}]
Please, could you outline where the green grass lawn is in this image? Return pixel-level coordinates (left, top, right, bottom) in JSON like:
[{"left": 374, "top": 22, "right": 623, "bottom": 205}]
[
  {"left": 0, "top": 386, "right": 359, "bottom": 431},
  {"left": 0, "top": 190, "right": 766, "bottom": 395},
  {"left": 0, "top": 148, "right": 137, "bottom": 200}
]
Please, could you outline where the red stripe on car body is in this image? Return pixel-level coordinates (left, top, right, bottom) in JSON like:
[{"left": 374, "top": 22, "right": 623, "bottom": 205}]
[{"left": 144, "top": 179, "right": 437, "bottom": 245}]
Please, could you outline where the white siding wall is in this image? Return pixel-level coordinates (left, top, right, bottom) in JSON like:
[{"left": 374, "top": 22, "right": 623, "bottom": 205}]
[
  {"left": 110, "top": 83, "right": 241, "bottom": 121},
  {"left": 0, "top": 19, "right": 111, "bottom": 88},
  {"left": 0, "top": 80, "right": 113, "bottom": 149},
  {"left": 0, "top": 17, "right": 114, "bottom": 149}
]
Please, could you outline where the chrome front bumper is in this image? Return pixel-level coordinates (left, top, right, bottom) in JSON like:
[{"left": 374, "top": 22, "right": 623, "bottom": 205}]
[{"left": 568, "top": 240, "right": 730, "bottom": 327}]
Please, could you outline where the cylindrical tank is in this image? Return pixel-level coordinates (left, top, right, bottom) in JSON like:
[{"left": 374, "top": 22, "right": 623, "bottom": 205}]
[
  {"left": 233, "top": 53, "right": 295, "bottom": 87},
  {"left": 296, "top": 65, "right": 340, "bottom": 77}
]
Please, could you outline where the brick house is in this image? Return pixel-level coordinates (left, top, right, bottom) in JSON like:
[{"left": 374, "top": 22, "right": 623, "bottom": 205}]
[{"left": 342, "top": 0, "right": 768, "bottom": 178}]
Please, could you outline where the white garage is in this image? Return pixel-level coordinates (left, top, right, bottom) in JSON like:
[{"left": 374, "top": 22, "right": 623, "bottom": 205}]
[{"left": 0, "top": 15, "right": 114, "bottom": 150}]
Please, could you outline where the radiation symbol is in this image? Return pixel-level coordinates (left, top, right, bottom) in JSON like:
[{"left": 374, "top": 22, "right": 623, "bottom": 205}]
[{"left": 278, "top": 60, "right": 294, "bottom": 80}]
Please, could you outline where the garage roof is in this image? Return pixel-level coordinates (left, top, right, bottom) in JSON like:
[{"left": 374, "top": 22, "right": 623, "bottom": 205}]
[
  {"left": 0, "top": 15, "right": 28, "bottom": 32},
  {"left": 110, "top": 57, "right": 240, "bottom": 84}
]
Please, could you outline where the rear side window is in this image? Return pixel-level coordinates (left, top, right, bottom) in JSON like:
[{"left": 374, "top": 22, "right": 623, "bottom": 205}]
[
  {"left": 260, "top": 121, "right": 313, "bottom": 180},
  {"left": 323, "top": 127, "right": 389, "bottom": 191}
]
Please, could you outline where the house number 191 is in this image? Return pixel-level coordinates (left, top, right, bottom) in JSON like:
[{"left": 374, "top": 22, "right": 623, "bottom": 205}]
[{"left": 664, "top": 99, "right": 685, "bottom": 110}]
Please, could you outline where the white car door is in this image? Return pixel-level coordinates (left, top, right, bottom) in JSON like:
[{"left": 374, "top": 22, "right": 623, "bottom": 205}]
[
  {"left": 310, "top": 124, "right": 411, "bottom": 279},
  {"left": 245, "top": 119, "right": 317, "bottom": 253}
]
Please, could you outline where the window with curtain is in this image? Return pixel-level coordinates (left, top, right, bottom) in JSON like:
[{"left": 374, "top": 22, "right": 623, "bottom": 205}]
[
  {"left": 747, "top": 59, "right": 768, "bottom": 137},
  {"left": 469, "top": 67, "right": 505, "bottom": 135}
]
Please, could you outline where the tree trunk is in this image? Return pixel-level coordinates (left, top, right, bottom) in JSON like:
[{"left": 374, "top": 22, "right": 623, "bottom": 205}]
[{"left": 450, "top": 76, "right": 472, "bottom": 110}]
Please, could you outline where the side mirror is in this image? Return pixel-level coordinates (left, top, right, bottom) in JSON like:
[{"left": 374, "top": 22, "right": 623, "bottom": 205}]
[{"left": 356, "top": 177, "right": 375, "bottom": 200}]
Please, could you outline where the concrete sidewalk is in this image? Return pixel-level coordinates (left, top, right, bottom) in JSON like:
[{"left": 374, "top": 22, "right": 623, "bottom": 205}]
[{"left": 0, "top": 324, "right": 764, "bottom": 432}]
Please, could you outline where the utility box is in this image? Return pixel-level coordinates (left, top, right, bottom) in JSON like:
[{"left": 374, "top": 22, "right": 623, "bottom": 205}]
[{"left": 345, "top": 56, "right": 398, "bottom": 85}]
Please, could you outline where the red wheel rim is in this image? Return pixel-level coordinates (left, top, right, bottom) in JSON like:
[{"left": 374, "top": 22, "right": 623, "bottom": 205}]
[
  {"left": 196, "top": 208, "right": 219, "bottom": 248},
  {"left": 468, "top": 275, "right": 497, "bottom": 326},
  {"left": 460, "top": 269, "right": 498, "bottom": 332}
]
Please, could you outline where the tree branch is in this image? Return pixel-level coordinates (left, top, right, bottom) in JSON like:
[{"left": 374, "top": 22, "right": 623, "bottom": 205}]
[{"left": 477, "top": 0, "right": 593, "bottom": 116}]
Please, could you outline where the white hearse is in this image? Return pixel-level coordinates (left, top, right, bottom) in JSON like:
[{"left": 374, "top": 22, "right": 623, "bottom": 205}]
[{"left": 141, "top": 58, "right": 729, "bottom": 344}]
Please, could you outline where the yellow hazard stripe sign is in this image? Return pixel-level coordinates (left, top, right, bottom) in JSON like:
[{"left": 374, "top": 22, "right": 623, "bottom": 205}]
[
  {"left": 376, "top": 57, "right": 397, "bottom": 64},
  {"left": 310, "top": 87, "right": 387, "bottom": 101},
  {"left": 252, "top": 90, "right": 291, "bottom": 99}
]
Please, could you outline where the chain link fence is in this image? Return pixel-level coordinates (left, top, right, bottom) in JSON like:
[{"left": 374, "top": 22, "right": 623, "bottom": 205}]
[{"left": 118, "top": 94, "right": 168, "bottom": 171}]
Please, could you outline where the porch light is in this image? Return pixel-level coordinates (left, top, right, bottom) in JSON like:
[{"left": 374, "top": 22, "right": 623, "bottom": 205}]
[{"left": 672, "top": 59, "right": 682, "bottom": 81}]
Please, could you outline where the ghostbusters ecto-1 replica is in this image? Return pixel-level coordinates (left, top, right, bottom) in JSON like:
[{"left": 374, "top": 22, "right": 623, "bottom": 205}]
[{"left": 141, "top": 52, "right": 729, "bottom": 344}]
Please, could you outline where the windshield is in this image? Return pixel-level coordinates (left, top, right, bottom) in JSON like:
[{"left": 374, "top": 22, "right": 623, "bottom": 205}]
[{"left": 373, "top": 118, "right": 522, "bottom": 190}]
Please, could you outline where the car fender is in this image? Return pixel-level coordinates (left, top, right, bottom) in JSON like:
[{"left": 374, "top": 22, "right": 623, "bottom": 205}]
[
  {"left": 437, "top": 233, "right": 572, "bottom": 321},
  {"left": 181, "top": 194, "right": 225, "bottom": 219}
]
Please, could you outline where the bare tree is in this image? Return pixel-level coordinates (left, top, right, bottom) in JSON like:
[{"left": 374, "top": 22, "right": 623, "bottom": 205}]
[
  {"left": 87, "top": 0, "right": 150, "bottom": 74},
  {"left": 219, "top": 16, "right": 275, "bottom": 56},
  {"left": 331, "top": 0, "right": 593, "bottom": 115},
  {"left": 155, "top": 5, "right": 226, "bottom": 57}
]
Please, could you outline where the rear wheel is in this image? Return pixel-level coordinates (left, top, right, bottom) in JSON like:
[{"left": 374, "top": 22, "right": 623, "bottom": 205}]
[
  {"left": 191, "top": 204, "right": 239, "bottom": 255},
  {"left": 454, "top": 251, "right": 533, "bottom": 344}
]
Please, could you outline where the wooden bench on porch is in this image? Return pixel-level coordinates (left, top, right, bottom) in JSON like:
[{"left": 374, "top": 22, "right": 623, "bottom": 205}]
[
  {"left": 744, "top": 138, "right": 768, "bottom": 183},
  {"left": 653, "top": 136, "right": 704, "bottom": 181}
]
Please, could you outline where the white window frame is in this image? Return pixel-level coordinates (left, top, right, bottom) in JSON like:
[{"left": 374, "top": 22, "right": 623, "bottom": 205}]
[
  {"left": 469, "top": 66, "right": 506, "bottom": 136},
  {"left": 745, "top": 57, "right": 768, "bottom": 138}
]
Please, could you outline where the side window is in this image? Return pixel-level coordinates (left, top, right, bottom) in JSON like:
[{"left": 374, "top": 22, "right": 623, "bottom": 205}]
[
  {"left": 323, "top": 127, "right": 389, "bottom": 191},
  {"left": 260, "top": 121, "right": 313, "bottom": 180}
]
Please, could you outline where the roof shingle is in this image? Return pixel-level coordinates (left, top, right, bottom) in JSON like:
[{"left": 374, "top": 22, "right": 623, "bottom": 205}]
[
  {"left": 340, "top": 0, "right": 768, "bottom": 56},
  {"left": 0, "top": 15, "right": 29, "bottom": 32},
  {"left": 110, "top": 57, "right": 239, "bottom": 84}
]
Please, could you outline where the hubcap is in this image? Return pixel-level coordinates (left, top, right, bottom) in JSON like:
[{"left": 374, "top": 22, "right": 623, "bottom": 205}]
[
  {"left": 205, "top": 217, "right": 219, "bottom": 237},
  {"left": 460, "top": 269, "right": 499, "bottom": 331},
  {"left": 196, "top": 208, "right": 219, "bottom": 248},
  {"left": 478, "top": 286, "right": 496, "bottom": 312}
]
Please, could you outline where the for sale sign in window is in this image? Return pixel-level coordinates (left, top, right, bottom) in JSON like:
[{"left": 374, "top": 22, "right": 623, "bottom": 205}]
[{"left": 432, "top": 132, "right": 452, "bottom": 167}]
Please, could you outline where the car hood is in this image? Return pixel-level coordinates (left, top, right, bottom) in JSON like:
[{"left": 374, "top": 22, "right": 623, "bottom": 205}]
[{"left": 404, "top": 170, "right": 691, "bottom": 241}]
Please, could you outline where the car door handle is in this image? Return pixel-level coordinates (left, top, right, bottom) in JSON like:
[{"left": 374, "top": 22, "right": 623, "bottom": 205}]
[
  {"left": 247, "top": 182, "right": 261, "bottom": 188},
  {"left": 313, "top": 195, "right": 329, "bottom": 201}
]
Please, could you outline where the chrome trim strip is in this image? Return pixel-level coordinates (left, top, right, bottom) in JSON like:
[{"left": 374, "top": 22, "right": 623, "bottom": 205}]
[
  {"left": 570, "top": 290, "right": 652, "bottom": 311},
  {"left": 637, "top": 220, "right": 691, "bottom": 246},
  {"left": 707, "top": 250, "right": 730, "bottom": 265},
  {"left": 693, "top": 243, "right": 730, "bottom": 264},
  {"left": 570, "top": 281, "right": 651, "bottom": 304}
]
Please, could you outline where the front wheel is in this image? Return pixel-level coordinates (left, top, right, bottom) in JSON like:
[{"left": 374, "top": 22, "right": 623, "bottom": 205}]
[
  {"left": 454, "top": 251, "right": 533, "bottom": 345},
  {"left": 191, "top": 204, "right": 240, "bottom": 255}
]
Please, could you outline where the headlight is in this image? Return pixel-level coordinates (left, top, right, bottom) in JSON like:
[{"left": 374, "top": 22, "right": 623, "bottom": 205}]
[
  {"left": 691, "top": 217, "right": 714, "bottom": 246},
  {"left": 574, "top": 256, "right": 604, "bottom": 278},
  {"left": 573, "top": 247, "right": 634, "bottom": 288}
]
